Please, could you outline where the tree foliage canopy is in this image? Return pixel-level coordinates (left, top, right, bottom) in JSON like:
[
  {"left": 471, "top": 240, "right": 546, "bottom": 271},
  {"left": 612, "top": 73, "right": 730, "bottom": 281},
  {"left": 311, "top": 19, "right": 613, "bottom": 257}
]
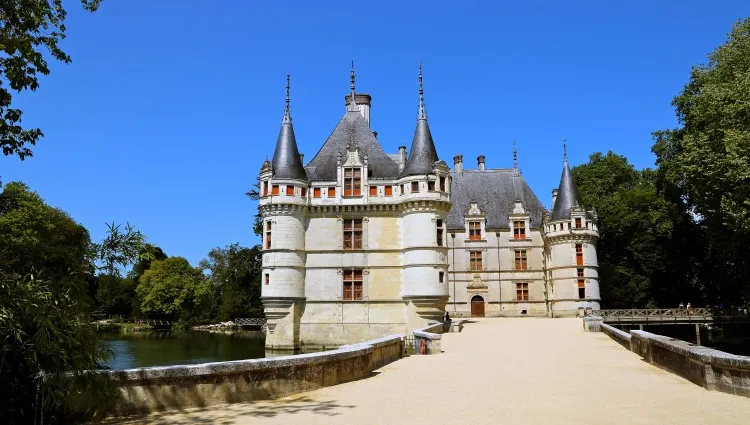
[
  {"left": 200, "top": 243, "right": 263, "bottom": 321},
  {"left": 136, "top": 257, "right": 211, "bottom": 322},
  {"left": 0, "top": 0, "right": 102, "bottom": 159}
]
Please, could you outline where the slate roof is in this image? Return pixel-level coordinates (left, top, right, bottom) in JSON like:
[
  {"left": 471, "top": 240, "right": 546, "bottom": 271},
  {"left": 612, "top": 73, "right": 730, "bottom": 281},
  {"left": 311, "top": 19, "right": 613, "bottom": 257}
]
[
  {"left": 550, "top": 161, "right": 586, "bottom": 221},
  {"left": 448, "top": 169, "right": 546, "bottom": 230},
  {"left": 271, "top": 109, "right": 307, "bottom": 181},
  {"left": 305, "top": 110, "right": 400, "bottom": 181},
  {"left": 401, "top": 118, "right": 439, "bottom": 177}
]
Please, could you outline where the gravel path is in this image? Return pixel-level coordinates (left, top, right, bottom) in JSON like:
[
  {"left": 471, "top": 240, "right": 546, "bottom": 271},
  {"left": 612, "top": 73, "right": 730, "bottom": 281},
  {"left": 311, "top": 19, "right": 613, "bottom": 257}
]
[{"left": 110, "top": 318, "right": 750, "bottom": 425}]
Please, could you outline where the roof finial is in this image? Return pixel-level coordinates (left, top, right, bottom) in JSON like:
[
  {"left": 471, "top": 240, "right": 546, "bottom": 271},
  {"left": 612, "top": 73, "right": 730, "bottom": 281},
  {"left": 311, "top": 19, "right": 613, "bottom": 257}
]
[
  {"left": 513, "top": 139, "right": 519, "bottom": 170},
  {"left": 282, "top": 74, "right": 292, "bottom": 124},
  {"left": 418, "top": 61, "right": 427, "bottom": 120},
  {"left": 347, "top": 61, "right": 358, "bottom": 112},
  {"left": 563, "top": 139, "right": 568, "bottom": 166}
]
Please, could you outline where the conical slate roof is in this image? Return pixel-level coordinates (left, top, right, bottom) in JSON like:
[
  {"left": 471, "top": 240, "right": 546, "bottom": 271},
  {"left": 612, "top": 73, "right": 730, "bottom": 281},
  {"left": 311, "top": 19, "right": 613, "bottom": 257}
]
[
  {"left": 401, "top": 64, "right": 439, "bottom": 177},
  {"left": 550, "top": 158, "right": 585, "bottom": 221},
  {"left": 271, "top": 76, "right": 307, "bottom": 181}
]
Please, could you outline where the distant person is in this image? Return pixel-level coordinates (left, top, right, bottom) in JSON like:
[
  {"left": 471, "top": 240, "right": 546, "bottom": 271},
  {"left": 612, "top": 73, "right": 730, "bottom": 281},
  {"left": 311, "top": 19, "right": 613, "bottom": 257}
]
[
  {"left": 444, "top": 312, "right": 451, "bottom": 322},
  {"left": 678, "top": 302, "right": 684, "bottom": 309},
  {"left": 686, "top": 302, "right": 693, "bottom": 315}
]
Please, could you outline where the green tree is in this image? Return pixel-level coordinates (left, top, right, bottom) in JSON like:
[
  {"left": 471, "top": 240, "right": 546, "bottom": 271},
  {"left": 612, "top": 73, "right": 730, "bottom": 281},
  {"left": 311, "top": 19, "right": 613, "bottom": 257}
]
[
  {"left": 200, "top": 243, "right": 263, "bottom": 321},
  {"left": 653, "top": 18, "right": 750, "bottom": 305},
  {"left": 1, "top": 0, "right": 102, "bottom": 160},
  {"left": 245, "top": 177, "right": 263, "bottom": 236},
  {"left": 573, "top": 152, "right": 701, "bottom": 308},
  {"left": 136, "top": 257, "right": 211, "bottom": 323},
  {"left": 0, "top": 182, "right": 113, "bottom": 423}
]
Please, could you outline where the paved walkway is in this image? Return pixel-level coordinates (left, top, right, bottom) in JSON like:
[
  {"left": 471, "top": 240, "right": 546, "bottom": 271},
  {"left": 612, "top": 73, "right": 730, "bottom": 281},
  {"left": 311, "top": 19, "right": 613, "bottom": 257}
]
[{"left": 110, "top": 318, "right": 750, "bottom": 425}]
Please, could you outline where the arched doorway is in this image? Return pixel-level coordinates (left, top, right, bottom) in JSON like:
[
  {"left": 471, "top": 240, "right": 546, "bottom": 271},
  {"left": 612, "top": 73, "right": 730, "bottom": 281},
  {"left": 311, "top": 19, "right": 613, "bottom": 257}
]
[{"left": 471, "top": 295, "right": 485, "bottom": 317}]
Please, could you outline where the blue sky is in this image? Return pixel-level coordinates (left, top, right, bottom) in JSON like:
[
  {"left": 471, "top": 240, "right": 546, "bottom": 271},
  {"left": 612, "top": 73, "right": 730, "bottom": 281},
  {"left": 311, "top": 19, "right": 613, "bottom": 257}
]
[{"left": 1, "top": 1, "right": 746, "bottom": 265}]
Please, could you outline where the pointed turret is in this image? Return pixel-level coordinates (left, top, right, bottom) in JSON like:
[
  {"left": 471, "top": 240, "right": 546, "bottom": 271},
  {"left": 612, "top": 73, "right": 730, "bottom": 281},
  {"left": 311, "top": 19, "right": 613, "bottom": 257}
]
[
  {"left": 401, "top": 62, "right": 439, "bottom": 177},
  {"left": 550, "top": 142, "right": 585, "bottom": 220},
  {"left": 271, "top": 75, "right": 307, "bottom": 181}
]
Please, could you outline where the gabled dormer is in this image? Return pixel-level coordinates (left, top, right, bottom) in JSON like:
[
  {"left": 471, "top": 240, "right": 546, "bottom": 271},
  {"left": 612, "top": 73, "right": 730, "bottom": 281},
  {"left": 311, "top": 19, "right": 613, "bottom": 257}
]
[
  {"left": 509, "top": 200, "right": 531, "bottom": 242},
  {"left": 464, "top": 202, "right": 486, "bottom": 242},
  {"left": 337, "top": 135, "right": 368, "bottom": 198}
]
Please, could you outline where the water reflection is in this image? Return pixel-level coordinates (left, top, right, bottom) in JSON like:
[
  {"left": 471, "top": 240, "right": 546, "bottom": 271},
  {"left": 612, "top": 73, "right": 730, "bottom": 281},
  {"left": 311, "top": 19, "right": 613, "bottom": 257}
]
[{"left": 101, "top": 330, "right": 267, "bottom": 370}]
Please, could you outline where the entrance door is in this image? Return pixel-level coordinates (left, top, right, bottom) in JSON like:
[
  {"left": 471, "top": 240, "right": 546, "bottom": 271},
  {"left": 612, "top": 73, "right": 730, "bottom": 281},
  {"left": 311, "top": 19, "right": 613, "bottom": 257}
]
[{"left": 471, "top": 295, "right": 485, "bottom": 317}]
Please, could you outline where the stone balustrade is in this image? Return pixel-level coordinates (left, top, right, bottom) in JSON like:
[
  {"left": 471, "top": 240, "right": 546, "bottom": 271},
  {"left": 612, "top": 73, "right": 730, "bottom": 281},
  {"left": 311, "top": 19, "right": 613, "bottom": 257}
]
[
  {"left": 591, "top": 320, "right": 750, "bottom": 398},
  {"left": 413, "top": 322, "right": 443, "bottom": 355},
  {"left": 103, "top": 334, "right": 404, "bottom": 416}
]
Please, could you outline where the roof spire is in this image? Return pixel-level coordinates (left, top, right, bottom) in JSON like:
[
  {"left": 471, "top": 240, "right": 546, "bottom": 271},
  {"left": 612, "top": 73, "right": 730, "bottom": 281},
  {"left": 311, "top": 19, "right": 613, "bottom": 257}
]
[
  {"left": 418, "top": 61, "right": 427, "bottom": 120},
  {"left": 513, "top": 140, "right": 519, "bottom": 170},
  {"left": 563, "top": 139, "right": 568, "bottom": 166},
  {"left": 401, "top": 62, "right": 439, "bottom": 177},
  {"left": 282, "top": 74, "right": 292, "bottom": 124},
  {"left": 271, "top": 74, "right": 307, "bottom": 180},
  {"left": 347, "top": 61, "right": 358, "bottom": 112}
]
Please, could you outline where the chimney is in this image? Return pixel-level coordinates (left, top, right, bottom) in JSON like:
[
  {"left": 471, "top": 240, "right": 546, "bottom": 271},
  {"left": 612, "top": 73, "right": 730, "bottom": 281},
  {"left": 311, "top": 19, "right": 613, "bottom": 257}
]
[
  {"left": 299, "top": 153, "right": 304, "bottom": 164},
  {"left": 344, "top": 93, "right": 372, "bottom": 125},
  {"left": 398, "top": 146, "right": 407, "bottom": 171},
  {"left": 453, "top": 155, "right": 463, "bottom": 172},
  {"left": 552, "top": 189, "right": 559, "bottom": 207},
  {"left": 478, "top": 155, "right": 486, "bottom": 171}
]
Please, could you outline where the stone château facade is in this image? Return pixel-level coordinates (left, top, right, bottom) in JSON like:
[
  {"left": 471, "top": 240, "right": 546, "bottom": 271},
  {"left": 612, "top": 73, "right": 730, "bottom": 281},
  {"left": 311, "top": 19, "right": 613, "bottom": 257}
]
[{"left": 258, "top": 66, "right": 600, "bottom": 350}]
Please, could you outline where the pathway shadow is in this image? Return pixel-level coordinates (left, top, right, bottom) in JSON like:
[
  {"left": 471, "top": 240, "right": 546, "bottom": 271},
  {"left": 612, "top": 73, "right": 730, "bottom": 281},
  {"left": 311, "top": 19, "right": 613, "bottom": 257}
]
[{"left": 107, "top": 396, "right": 356, "bottom": 424}]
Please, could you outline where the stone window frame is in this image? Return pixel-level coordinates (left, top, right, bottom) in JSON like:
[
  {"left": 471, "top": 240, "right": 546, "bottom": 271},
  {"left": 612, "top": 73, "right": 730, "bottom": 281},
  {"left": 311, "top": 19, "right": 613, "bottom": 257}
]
[
  {"left": 469, "top": 250, "right": 483, "bottom": 271},
  {"left": 516, "top": 282, "right": 529, "bottom": 301},
  {"left": 514, "top": 250, "right": 528, "bottom": 270},
  {"left": 342, "top": 218, "right": 363, "bottom": 250}
]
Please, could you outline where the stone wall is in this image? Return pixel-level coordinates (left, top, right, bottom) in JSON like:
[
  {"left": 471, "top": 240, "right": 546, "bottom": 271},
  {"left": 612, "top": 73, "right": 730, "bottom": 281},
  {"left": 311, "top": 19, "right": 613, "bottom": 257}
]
[
  {"left": 597, "top": 324, "right": 750, "bottom": 398},
  {"left": 413, "top": 322, "right": 443, "bottom": 355},
  {"left": 104, "top": 334, "right": 404, "bottom": 416},
  {"left": 600, "top": 323, "right": 631, "bottom": 350}
]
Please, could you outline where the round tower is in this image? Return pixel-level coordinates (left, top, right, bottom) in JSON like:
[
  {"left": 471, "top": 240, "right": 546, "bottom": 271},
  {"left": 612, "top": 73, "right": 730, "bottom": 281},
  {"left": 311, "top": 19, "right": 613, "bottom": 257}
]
[
  {"left": 543, "top": 145, "right": 600, "bottom": 317},
  {"left": 259, "top": 76, "right": 308, "bottom": 349},
  {"left": 399, "top": 63, "right": 450, "bottom": 329}
]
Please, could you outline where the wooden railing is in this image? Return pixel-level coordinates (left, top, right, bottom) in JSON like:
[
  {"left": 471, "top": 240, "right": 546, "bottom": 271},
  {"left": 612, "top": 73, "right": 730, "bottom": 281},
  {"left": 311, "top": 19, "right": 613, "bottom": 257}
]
[
  {"left": 590, "top": 308, "right": 750, "bottom": 324},
  {"left": 234, "top": 318, "right": 267, "bottom": 326}
]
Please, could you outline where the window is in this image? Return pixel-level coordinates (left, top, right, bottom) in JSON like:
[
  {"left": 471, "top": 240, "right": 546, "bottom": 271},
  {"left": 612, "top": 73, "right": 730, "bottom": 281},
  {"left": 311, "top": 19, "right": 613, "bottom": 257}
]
[
  {"left": 263, "top": 182, "right": 268, "bottom": 196},
  {"left": 470, "top": 251, "right": 482, "bottom": 271},
  {"left": 369, "top": 186, "right": 377, "bottom": 196},
  {"left": 513, "top": 220, "right": 526, "bottom": 240},
  {"left": 313, "top": 187, "right": 321, "bottom": 198},
  {"left": 436, "top": 219, "right": 444, "bottom": 247},
  {"left": 578, "top": 279, "right": 586, "bottom": 299},
  {"left": 515, "top": 250, "right": 528, "bottom": 270},
  {"left": 469, "top": 221, "right": 482, "bottom": 240},
  {"left": 343, "top": 269, "right": 363, "bottom": 300},
  {"left": 301, "top": 187, "right": 307, "bottom": 197},
  {"left": 344, "top": 168, "right": 362, "bottom": 196},
  {"left": 428, "top": 180, "right": 435, "bottom": 191},
  {"left": 577, "top": 268, "right": 584, "bottom": 277},
  {"left": 439, "top": 271, "right": 445, "bottom": 283},
  {"left": 575, "top": 217, "right": 582, "bottom": 229},
  {"left": 343, "top": 219, "right": 363, "bottom": 249},
  {"left": 411, "top": 181, "right": 419, "bottom": 193},
  {"left": 576, "top": 244, "right": 583, "bottom": 266},
  {"left": 328, "top": 187, "right": 336, "bottom": 198},
  {"left": 400, "top": 184, "right": 405, "bottom": 195},
  {"left": 286, "top": 185, "right": 294, "bottom": 196},
  {"left": 272, "top": 185, "right": 279, "bottom": 195},
  {"left": 516, "top": 282, "right": 529, "bottom": 301},
  {"left": 440, "top": 177, "right": 446, "bottom": 192},
  {"left": 385, "top": 186, "right": 393, "bottom": 196},
  {"left": 265, "top": 274, "right": 270, "bottom": 285},
  {"left": 265, "top": 221, "right": 272, "bottom": 249}
]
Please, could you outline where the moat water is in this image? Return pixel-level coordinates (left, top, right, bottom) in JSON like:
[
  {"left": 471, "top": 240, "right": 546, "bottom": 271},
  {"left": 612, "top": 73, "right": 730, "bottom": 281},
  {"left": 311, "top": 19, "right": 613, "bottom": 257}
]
[
  {"left": 101, "top": 330, "right": 268, "bottom": 370},
  {"left": 620, "top": 323, "right": 750, "bottom": 356}
]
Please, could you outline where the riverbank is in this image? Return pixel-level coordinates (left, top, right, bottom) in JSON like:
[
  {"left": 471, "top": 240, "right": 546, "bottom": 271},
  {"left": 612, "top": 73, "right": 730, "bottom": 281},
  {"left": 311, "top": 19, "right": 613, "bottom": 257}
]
[{"left": 95, "top": 322, "right": 153, "bottom": 333}]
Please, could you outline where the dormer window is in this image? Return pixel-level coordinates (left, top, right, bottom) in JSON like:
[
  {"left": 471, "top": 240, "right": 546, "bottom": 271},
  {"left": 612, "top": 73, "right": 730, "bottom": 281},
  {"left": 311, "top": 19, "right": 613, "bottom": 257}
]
[
  {"left": 469, "top": 221, "right": 482, "bottom": 240},
  {"left": 513, "top": 221, "right": 526, "bottom": 240},
  {"left": 440, "top": 177, "right": 446, "bottom": 192},
  {"left": 575, "top": 218, "right": 582, "bottom": 229},
  {"left": 411, "top": 181, "right": 419, "bottom": 193},
  {"left": 344, "top": 168, "right": 362, "bottom": 196},
  {"left": 428, "top": 180, "right": 435, "bottom": 192}
]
